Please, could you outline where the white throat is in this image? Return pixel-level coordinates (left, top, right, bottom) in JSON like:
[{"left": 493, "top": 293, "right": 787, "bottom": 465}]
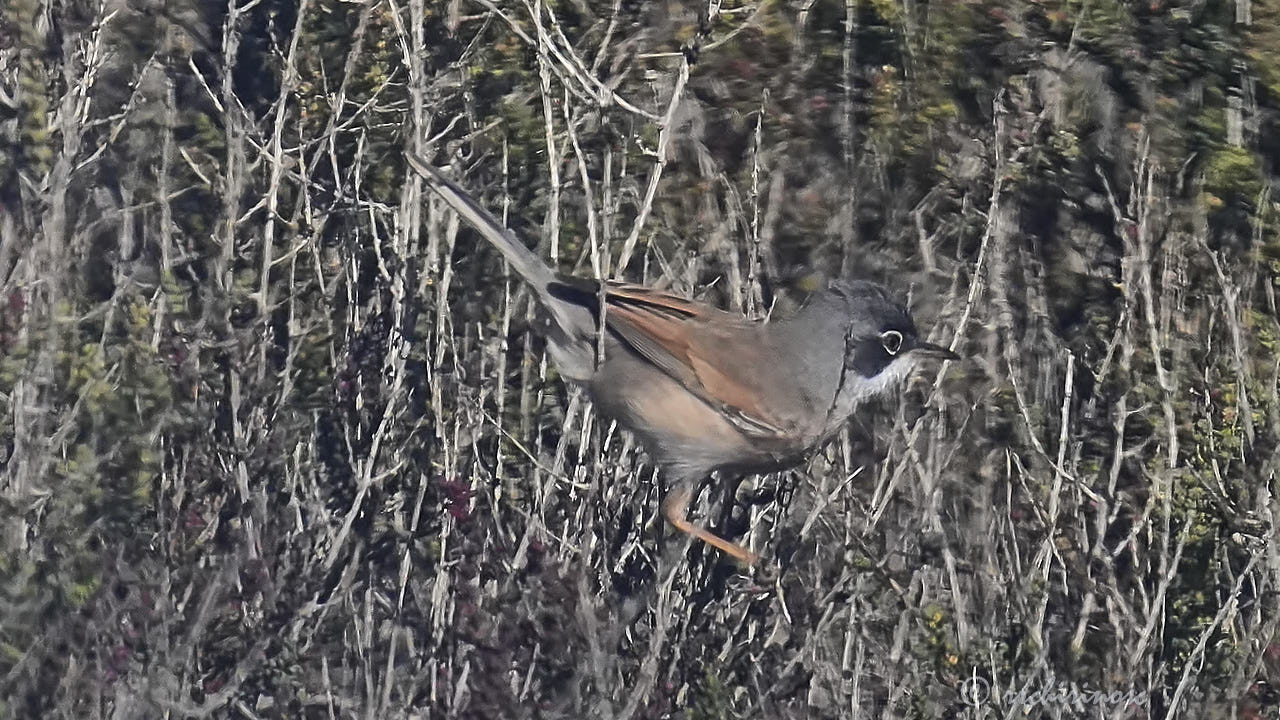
[{"left": 822, "top": 357, "right": 916, "bottom": 437}]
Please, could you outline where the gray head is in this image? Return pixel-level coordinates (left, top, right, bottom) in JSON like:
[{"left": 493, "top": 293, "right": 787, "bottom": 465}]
[
  {"left": 827, "top": 279, "right": 955, "bottom": 369},
  {"left": 823, "top": 279, "right": 958, "bottom": 401}
]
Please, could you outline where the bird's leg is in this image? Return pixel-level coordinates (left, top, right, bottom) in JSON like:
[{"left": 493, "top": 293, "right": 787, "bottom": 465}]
[{"left": 662, "top": 480, "right": 759, "bottom": 566}]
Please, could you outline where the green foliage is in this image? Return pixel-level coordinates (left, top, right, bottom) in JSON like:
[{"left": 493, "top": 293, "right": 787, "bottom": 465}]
[
  {"left": 5, "top": 0, "right": 51, "bottom": 178},
  {"left": 687, "top": 668, "right": 734, "bottom": 720},
  {"left": 1246, "top": 0, "right": 1280, "bottom": 96},
  {"left": 1203, "top": 145, "right": 1263, "bottom": 210}
]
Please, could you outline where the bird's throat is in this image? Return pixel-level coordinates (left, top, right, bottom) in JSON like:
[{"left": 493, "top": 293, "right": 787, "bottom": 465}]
[{"left": 823, "top": 358, "right": 916, "bottom": 437}]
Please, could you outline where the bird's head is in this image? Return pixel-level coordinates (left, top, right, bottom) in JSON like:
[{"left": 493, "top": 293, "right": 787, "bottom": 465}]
[{"left": 827, "top": 279, "right": 959, "bottom": 399}]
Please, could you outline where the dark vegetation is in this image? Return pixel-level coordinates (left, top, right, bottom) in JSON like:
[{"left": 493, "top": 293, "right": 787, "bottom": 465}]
[{"left": 2, "top": 0, "right": 1280, "bottom": 717}]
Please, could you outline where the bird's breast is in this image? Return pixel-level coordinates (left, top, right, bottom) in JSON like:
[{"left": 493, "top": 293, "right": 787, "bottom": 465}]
[{"left": 587, "top": 351, "right": 805, "bottom": 479}]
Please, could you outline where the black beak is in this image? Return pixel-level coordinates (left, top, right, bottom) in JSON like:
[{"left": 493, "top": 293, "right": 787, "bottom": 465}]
[{"left": 911, "top": 341, "right": 961, "bottom": 361}]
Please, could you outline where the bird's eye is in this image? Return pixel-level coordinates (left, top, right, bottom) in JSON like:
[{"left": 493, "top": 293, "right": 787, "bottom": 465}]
[{"left": 881, "top": 330, "right": 903, "bottom": 355}]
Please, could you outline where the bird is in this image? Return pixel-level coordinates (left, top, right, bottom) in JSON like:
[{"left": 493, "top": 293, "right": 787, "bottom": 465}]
[{"left": 408, "top": 153, "right": 958, "bottom": 565}]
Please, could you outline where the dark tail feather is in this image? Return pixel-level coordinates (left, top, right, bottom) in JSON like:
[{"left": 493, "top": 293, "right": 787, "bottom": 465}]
[{"left": 407, "top": 153, "right": 556, "bottom": 291}]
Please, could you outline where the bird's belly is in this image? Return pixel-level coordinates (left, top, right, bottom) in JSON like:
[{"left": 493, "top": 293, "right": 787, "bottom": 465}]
[{"left": 587, "top": 358, "right": 789, "bottom": 479}]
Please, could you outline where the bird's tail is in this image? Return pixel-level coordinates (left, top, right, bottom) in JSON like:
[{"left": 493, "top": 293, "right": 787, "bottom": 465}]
[{"left": 407, "top": 153, "right": 556, "bottom": 291}]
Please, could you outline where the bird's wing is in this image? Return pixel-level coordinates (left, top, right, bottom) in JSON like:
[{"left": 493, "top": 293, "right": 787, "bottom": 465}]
[{"left": 597, "top": 283, "right": 797, "bottom": 440}]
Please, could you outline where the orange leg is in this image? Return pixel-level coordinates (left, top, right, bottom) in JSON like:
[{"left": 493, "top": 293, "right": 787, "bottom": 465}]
[{"left": 662, "top": 481, "right": 759, "bottom": 566}]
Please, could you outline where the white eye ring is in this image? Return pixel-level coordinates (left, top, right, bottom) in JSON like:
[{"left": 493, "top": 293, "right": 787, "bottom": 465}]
[{"left": 881, "top": 330, "right": 903, "bottom": 355}]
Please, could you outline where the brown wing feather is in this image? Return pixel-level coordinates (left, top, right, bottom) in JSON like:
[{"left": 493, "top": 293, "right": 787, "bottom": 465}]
[
  {"left": 600, "top": 285, "right": 789, "bottom": 439},
  {"left": 601, "top": 283, "right": 706, "bottom": 319}
]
